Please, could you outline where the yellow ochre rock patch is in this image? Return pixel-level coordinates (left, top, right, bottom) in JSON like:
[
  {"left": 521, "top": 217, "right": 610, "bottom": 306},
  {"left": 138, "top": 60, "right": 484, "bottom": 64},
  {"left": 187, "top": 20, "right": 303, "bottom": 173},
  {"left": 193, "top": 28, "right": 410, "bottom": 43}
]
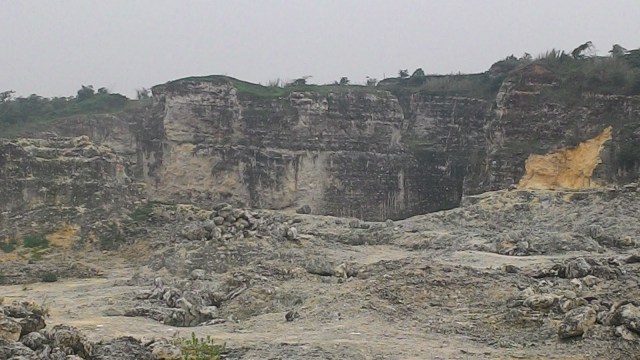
[
  {"left": 46, "top": 224, "right": 80, "bottom": 249},
  {"left": 518, "top": 127, "right": 612, "bottom": 190}
]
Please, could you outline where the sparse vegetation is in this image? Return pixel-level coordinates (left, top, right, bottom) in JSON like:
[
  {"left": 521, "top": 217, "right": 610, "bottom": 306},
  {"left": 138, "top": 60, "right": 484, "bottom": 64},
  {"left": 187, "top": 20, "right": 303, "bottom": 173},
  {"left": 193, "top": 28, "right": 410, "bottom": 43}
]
[
  {"left": 0, "top": 239, "right": 17, "bottom": 253},
  {"left": 99, "top": 223, "right": 126, "bottom": 250},
  {"left": 130, "top": 202, "right": 156, "bottom": 222},
  {"left": 23, "top": 234, "right": 49, "bottom": 249},
  {"left": 30, "top": 249, "right": 43, "bottom": 262},
  {"left": 379, "top": 43, "right": 640, "bottom": 103},
  {"left": 171, "top": 332, "right": 225, "bottom": 360},
  {"left": 0, "top": 85, "right": 137, "bottom": 138},
  {"left": 381, "top": 72, "right": 506, "bottom": 101},
  {"left": 617, "top": 143, "right": 640, "bottom": 170},
  {"left": 39, "top": 271, "right": 58, "bottom": 283}
]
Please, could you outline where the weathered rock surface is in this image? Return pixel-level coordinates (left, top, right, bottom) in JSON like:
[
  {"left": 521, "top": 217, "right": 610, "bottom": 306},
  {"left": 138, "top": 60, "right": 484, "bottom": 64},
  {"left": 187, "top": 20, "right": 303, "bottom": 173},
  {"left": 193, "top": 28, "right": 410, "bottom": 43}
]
[
  {"left": 4, "top": 68, "right": 640, "bottom": 221},
  {"left": 0, "top": 314, "right": 21, "bottom": 341},
  {"left": 558, "top": 306, "right": 597, "bottom": 339},
  {"left": 0, "top": 136, "right": 137, "bottom": 214},
  {"left": 138, "top": 79, "right": 480, "bottom": 220},
  {"left": 0, "top": 136, "right": 142, "bottom": 258},
  {"left": 133, "top": 74, "right": 639, "bottom": 220},
  {"left": 0, "top": 299, "right": 186, "bottom": 360}
]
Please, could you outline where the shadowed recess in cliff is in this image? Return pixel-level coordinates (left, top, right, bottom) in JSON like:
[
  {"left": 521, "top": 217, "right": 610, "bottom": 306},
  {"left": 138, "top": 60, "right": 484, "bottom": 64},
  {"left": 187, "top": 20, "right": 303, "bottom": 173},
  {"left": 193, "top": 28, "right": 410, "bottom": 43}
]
[{"left": 518, "top": 127, "right": 613, "bottom": 190}]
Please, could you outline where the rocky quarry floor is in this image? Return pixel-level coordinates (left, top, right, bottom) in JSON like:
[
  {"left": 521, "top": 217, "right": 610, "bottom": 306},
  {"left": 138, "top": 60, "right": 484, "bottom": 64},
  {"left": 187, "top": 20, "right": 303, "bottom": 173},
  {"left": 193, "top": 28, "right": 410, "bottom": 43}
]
[{"left": 3, "top": 188, "right": 640, "bottom": 359}]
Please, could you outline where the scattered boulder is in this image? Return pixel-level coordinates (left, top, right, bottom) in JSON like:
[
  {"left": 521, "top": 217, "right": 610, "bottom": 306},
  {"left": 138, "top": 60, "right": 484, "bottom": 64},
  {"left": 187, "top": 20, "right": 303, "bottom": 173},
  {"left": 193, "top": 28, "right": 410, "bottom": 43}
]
[
  {"left": 503, "top": 264, "right": 520, "bottom": 273},
  {"left": 559, "top": 258, "right": 591, "bottom": 279},
  {"left": 92, "top": 336, "right": 154, "bottom": 360},
  {"left": 524, "top": 294, "right": 558, "bottom": 311},
  {"left": 587, "top": 224, "right": 604, "bottom": 240},
  {"left": 580, "top": 275, "right": 600, "bottom": 287},
  {"left": 561, "top": 298, "right": 588, "bottom": 313},
  {"left": 558, "top": 306, "right": 597, "bottom": 339},
  {"left": 150, "top": 341, "right": 183, "bottom": 360},
  {"left": 304, "top": 257, "right": 336, "bottom": 277},
  {"left": 296, "top": 205, "right": 311, "bottom": 214},
  {"left": 0, "top": 338, "right": 35, "bottom": 358},
  {"left": 181, "top": 223, "right": 208, "bottom": 241},
  {"left": 604, "top": 303, "right": 640, "bottom": 334},
  {"left": 615, "top": 325, "right": 640, "bottom": 341},
  {"left": 17, "top": 314, "right": 46, "bottom": 337},
  {"left": 48, "top": 324, "right": 93, "bottom": 357},
  {"left": 285, "top": 310, "right": 300, "bottom": 322},
  {"left": 190, "top": 269, "right": 206, "bottom": 280},
  {"left": 0, "top": 314, "right": 21, "bottom": 341},
  {"left": 20, "top": 331, "right": 48, "bottom": 351},
  {"left": 625, "top": 254, "right": 640, "bottom": 264},
  {"left": 285, "top": 227, "right": 298, "bottom": 241}
]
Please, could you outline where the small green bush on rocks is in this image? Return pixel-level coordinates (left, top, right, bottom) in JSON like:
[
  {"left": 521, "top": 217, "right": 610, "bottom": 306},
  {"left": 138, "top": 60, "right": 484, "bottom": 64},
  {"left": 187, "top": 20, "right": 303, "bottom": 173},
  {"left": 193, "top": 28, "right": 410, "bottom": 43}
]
[
  {"left": 171, "top": 332, "right": 225, "bottom": 360},
  {"left": 23, "top": 234, "right": 49, "bottom": 248},
  {"left": 40, "top": 271, "right": 58, "bottom": 283}
]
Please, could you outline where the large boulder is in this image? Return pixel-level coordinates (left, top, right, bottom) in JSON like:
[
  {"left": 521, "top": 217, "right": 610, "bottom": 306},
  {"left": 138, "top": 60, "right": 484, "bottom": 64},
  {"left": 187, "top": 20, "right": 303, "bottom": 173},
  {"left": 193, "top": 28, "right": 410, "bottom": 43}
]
[
  {"left": 48, "top": 324, "right": 93, "bottom": 357},
  {"left": 558, "top": 306, "right": 597, "bottom": 339},
  {"left": 604, "top": 303, "right": 640, "bottom": 334},
  {"left": 0, "top": 338, "right": 35, "bottom": 358},
  {"left": 0, "top": 314, "right": 21, "bottom": 341}
]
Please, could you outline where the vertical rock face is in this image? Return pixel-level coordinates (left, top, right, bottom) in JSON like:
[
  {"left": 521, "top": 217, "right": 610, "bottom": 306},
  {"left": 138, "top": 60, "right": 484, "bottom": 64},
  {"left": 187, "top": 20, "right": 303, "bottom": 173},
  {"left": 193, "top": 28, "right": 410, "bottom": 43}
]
[
  {"left": 0, "top": 136, "right": 140, "bottom": 243},
  {"left": 129, "top": 74, "right": 640, "bottom": 220},
  {"left": 475, "top": 64, "right": 640, "bottom": 193},
  {"left": 5, "top": 69, "right": 638, "bottom": 221},
  {"left": 139, "top": 78, "right": 480, "bottom": 220},
  {"left": 0, "top": 136, "right": 136, "bottom": 214}
]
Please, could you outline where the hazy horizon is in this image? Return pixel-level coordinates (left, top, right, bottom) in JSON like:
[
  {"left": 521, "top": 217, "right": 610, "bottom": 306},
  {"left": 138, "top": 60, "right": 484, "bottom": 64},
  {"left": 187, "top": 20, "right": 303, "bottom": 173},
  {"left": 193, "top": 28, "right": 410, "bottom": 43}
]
[{"left": 3, "top": 0, "right": 640, "bottom": 98}]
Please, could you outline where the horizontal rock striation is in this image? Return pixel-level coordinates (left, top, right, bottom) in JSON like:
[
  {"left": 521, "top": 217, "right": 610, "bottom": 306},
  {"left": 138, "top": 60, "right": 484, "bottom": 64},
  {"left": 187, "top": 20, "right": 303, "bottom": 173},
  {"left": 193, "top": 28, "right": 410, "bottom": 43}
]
[
  {"left": 138, "top": 78, "right": 487, "bottom": 220},
  {"left": 4, "top": 67, "right": 639, "bottom": 221},
  {"left": 0, "top": 136, "right": 136, "bottom": 214}
]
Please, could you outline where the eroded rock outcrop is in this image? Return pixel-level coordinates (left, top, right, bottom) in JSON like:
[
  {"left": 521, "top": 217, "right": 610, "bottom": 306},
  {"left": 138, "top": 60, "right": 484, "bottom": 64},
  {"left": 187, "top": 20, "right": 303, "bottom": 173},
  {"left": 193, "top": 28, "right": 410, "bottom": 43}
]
[
  {"left": 3, "top": 69, "right": 639, "bottom": 221},
  {"left": 0, "top": 136, "right": 137, "bottom": 214},
  {"left": 135, "top": 78, "right": 488, "bottom": 220},
  {"left": 518, "top": 127, "right": 612, "bottom": 190},
  {"left": 0, "top": 136, "right": 141, "bottom": 254}
]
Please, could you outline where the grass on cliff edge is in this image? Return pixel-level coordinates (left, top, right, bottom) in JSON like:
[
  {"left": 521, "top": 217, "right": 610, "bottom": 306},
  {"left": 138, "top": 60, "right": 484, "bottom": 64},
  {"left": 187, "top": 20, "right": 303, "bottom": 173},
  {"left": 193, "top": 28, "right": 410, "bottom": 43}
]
[
  {"left": 160, "top": 75, "right": 388, "bottom": 99},
  {"left": 0, "top": 94, "right": 150, "bottom": 138}
]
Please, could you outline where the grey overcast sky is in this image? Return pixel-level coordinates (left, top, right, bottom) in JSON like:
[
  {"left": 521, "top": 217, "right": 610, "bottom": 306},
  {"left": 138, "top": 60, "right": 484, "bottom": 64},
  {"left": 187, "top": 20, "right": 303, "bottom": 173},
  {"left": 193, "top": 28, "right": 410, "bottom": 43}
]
[{"left": 2, "top": 0, "right": 640, "bottom": 98}]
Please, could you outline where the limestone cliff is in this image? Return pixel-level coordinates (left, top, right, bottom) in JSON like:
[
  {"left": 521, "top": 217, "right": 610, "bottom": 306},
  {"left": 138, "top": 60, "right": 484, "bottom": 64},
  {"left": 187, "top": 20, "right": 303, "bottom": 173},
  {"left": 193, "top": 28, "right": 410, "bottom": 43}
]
[
  {"left": 0, "top": 136, "right": 140, "bottom": 245},
  {"left": 139, "top": 78, "right": 474, "bottom": 220},
  {"left": 476, "top": 62, "right": 640, "bottom": 193},
  {"left": 3, "top": 64, "right": 639, "bottom": 221}
]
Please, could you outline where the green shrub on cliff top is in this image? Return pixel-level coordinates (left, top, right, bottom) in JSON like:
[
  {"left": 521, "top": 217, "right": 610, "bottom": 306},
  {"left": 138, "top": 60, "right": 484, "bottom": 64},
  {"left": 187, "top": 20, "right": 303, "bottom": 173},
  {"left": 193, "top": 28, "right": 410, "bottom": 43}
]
[{"left": 0, "top": 86, "right": 133, "bottom": 138}]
